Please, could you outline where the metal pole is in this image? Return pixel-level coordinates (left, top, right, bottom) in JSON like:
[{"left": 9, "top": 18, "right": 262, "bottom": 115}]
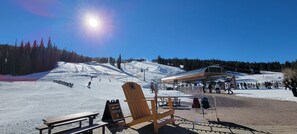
[{"left": 213, "top": 96, "right": 220, "bottom": 122}]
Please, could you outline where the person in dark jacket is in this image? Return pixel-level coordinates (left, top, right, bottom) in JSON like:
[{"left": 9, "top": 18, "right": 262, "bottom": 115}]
[
  {"left": 208, "top": 83, "right": 213, "bottom": 93},
  {"left": 284, "top": 79, "right": 290, "bottom": 90},
  {"left": 290, "top": 77, "right": 297, "bottom": 97}
]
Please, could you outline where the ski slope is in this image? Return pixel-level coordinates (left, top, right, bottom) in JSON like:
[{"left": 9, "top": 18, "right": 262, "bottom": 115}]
[
  {"left": 0, "top": 61, "right": 296, "bottom": 133},
  {"left": 0, "top": 61, "right": 187, "bottom": 133}
]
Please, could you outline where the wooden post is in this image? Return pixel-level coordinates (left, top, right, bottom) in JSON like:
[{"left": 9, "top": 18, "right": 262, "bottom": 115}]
[
  {"left": 168, "top": 98, "right": 175, "bottom": 125},
  {"left": 168, "top": 98, "right": 172, "bottom": 109},
  {"left": 151, "top": 100, "right": 158, "bottom": 133}
]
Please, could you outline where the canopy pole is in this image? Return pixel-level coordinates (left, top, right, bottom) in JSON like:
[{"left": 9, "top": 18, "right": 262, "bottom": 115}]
[{"left": 213, "top": 96, "right": 220, "bottom": 122}]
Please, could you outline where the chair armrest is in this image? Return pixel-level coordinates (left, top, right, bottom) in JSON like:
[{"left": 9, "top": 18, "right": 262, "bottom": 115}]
[
  {"left": 146, "top": 97, "right": 155, "bottom": 100},
  {"left": 124, "top": 99, "right": 155, "bottom": 102}
]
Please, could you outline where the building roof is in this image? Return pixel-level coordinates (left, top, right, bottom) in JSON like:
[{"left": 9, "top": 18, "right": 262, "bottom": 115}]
[{"left": 161, "top": 65, "right": 229, "bottom": 83}]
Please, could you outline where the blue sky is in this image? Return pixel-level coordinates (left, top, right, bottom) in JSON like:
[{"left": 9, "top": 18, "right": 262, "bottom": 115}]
[{"left": 0, "top": 0, "right": 296, "bottom": 62}]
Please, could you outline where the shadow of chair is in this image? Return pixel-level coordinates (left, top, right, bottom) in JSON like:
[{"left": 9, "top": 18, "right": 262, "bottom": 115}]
[
  {"left": 174, "top": 115, "right": 270, "bottom": 134},
  {"left": 122, "top": 82, "right": 175, "bottom": 133}
]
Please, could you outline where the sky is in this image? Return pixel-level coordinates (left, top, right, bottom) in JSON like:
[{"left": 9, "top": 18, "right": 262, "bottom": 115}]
[{"left": 0, "top": 0, "right": 296, "bottom": 63}]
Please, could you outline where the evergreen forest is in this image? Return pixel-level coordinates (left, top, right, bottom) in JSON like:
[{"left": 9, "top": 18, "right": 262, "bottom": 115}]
[{"left": 153, "top": 56, "right": 297, "bottom": 73}]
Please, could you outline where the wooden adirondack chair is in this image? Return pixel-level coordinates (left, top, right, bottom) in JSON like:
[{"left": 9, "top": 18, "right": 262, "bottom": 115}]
[{"left": 122, "top": 82, "right": 175, "bottom": 133}]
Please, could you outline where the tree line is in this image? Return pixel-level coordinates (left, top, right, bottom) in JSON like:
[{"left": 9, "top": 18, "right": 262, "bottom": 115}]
[
  {"left": 2, "top": 40, "right": 297, "bottom": 76},
  {"left": 153, "top": 56, "right": 297, "bottom": 73},
  {"left": 0, "top": 38, "right": 92, "bottom": 75}
]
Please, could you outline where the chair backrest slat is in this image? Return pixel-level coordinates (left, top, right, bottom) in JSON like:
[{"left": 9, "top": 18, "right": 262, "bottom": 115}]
[{"left": 122, "top": 82, "right": 151, "bottom": 119}]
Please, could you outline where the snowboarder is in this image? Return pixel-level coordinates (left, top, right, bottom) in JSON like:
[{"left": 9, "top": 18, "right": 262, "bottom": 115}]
[{"left": 87, "top": 81, "right": 91, "bottom": 88}]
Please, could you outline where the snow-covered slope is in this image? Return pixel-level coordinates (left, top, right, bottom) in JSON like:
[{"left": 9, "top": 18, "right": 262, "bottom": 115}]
[
  {"left": 1, "top": 61, "right": 296, "bottom": 133},
  {"left": 231, "top": 71, "right": 297, "bottom": 102},
  {"left": 0, "top": 61, "right": 187, "bottom": 133},
  {"left": 121, "top": 61, "right": 185, "bottom": 84},
  {"left": 235, "top": 71, "right": 283, "bottom": 83}
]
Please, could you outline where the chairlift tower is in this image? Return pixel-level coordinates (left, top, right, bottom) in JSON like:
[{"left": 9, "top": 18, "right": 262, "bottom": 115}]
[{"left": 141, "top": 67, "right": 149, "bottom": 82}]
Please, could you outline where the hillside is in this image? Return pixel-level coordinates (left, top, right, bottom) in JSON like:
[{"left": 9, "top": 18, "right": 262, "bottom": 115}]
[{"left": 0, "top": 61, "right": 296, "bottom": 133}]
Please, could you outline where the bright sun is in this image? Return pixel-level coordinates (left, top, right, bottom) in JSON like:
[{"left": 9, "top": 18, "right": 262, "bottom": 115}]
[
  {"left": 85, "top": 14, "right": 102, "bottom": 30},
  {"left": 88, "top": 18, "right": 98, "bottom": 27}
]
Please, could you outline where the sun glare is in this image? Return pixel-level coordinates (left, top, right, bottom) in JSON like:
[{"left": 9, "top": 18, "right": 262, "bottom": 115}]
[
  {"left": 79, "top": 10, "right": 113, "bottom": 40},
  {"left": 85, "top": 14, "right": 102, "bottom": 30},
  {"left": 88, "top": 18, "right": 98, "bottom": 27}
]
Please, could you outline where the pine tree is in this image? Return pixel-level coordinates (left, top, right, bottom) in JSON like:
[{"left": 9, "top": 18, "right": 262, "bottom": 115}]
[
  {"left": 31, "top": 40, "right": 38, "bottom": 73},
  {"left": 23, "top": 41, "right": 32, "bottom": 74},
  {"left": 117, "top": 54, "right": 122, "bottom": 69},
  {"left": 39, "top": 38, "right": 48, "bottom": 71}
]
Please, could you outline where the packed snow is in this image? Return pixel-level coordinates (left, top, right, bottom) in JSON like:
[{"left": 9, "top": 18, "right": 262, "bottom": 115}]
[{"left": 0, "top": 61, "right": 296, "bottom": 133}]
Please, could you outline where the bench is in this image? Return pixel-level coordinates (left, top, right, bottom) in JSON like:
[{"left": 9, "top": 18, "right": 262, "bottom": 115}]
[
  {"left": 158, "top": 97, "right": 181, "bottom": 107},
  {"left": 60, "top": 122, "right": 108, "bottom": 134},
  {"left": 172, "top": 98, "right": 181, "bottom": 107},
  {"left": 158, "top": 98, "right": 168, "bottom": 107},
  {"left": 40, "top": 112, "right": 100, "bottom": 134},
  {"left": 36, "top": 118, "right": 87, "bottom": 134}
]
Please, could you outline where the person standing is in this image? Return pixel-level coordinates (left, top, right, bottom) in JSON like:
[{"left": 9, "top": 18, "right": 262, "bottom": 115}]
[
  {"left": 150, "top": 82, "right": 155, "bottom": 93},
  {"left": 215, "top": 83, "right": 220, "bottom": 93},
  {"left": 290, "top": 77, "right": 297, "bottom": 97},
  {"left": 227, "top": 83, "right": 234, "bottom": 94},
  {"left": 202, "top": 83, "right": 206, "bottom": 93},
  {"left": 208, "top": 83, "right": 213, "bottom": 93},
  {"left": 220, "top": 82, "right": 225, "bottom": 92},
  {"left": 284, "top": 79, "right": 290, "bottom": 90},
  {"left": 244, "top": 82, "right": 247, "bottom": 89}
]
